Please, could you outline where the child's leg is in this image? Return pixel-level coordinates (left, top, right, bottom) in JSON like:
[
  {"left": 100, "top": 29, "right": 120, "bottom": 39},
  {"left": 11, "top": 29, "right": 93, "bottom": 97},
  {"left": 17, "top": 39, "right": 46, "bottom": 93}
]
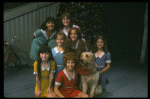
[
  {"left": 75, "top": 92, "right": 89, "bottom": 98},
  {"left": 47, "top": 92, "right": 59, "bottom": 98},
  {"left": 99, "top": 73, "right": 106, "bottom": 90}
]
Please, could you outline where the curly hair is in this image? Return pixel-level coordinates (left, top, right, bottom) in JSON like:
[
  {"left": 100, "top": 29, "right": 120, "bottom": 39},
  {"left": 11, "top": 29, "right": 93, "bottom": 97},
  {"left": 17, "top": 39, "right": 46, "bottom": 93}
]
[{"left": 63, "top": 52, "right": 78, "bottom": 67}]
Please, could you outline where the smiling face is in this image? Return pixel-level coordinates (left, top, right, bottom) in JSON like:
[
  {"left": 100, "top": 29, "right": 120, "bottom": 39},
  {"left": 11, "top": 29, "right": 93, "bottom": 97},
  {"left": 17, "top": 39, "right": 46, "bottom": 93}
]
[
  {"left": 62, "top": 16, "right": 70, "bottom": 27},
  {"left": 70, "top": 29, "right": 78, "bottom": 41},
  {"left": 46, "top": 21, "right": 55, "bottom": 31},
  {"left": 56, "top": 35, "right": 64, "bottom": 46},
  {"left": 96, "top": 39, "right": 104, "bottom": 49},
  {"left": 40, "top": 52, "right": 50, "bottom": 62},
  {"left": 66, "top": 60, "right": 75, "bottom": 71}
]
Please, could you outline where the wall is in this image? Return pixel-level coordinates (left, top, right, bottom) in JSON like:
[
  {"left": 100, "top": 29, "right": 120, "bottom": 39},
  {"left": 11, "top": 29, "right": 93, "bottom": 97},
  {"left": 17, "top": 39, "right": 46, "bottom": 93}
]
[{"left": 4, "top": 2, "right": 60, "bottom": 65}]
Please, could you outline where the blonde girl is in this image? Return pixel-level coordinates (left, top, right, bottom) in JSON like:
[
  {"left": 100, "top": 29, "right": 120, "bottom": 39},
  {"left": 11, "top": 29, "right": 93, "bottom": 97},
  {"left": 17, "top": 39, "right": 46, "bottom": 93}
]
[{"left": 51, "top": 32, "right": 70, "bottom": 86}]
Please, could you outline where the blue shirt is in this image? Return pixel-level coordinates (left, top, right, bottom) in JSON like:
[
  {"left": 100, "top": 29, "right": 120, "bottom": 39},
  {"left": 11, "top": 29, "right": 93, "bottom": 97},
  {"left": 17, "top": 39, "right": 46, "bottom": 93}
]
[
  {"left": 95, "top": 51, "right": 111, "bottom": 71},
  {"left": 51, "top": 47, "right": 65, "bottom": 66}
]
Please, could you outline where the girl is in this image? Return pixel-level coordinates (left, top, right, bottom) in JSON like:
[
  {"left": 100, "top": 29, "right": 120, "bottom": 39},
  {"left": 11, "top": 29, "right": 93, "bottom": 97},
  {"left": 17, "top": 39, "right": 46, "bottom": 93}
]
[
  {"left": 30, "top": 16, "right": 57, "bottom": 63},
  {"left": 54, "top": 52, "right": 89, "bottom": 98},
  {"left": 59, "top": 12, "right": 80, "bottom": 39},
  {"left": 33, "top": 46, "right": 58, "bottom": 98},
  {"left": 51, "top": 32, "right": 69, "bottom": 86},
  {"left": 92, "top": 35, "right": 111, "bottom": 90},
  {"left": 67, "top": 27, "right": 88, "bottom": 87},
  {"left": 68, "top": 27, "right": 88, "bottom": 59}
]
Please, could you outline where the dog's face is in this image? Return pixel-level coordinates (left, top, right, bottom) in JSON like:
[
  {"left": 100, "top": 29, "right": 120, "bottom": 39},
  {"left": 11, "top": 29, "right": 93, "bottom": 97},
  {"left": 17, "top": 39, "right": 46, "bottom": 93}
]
[{"left": 80, "top": 52, "right": 95, "bottom": 66}]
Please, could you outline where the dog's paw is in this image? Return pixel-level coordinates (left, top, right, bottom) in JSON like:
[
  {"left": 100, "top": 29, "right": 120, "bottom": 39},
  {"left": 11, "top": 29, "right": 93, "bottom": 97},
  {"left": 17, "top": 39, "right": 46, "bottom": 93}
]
[
  {"left": 90, "top": 94, "right": 94, "bottom": 98},
  {"left": 94, "top": 85, "right": 103, "bottom": 97}
]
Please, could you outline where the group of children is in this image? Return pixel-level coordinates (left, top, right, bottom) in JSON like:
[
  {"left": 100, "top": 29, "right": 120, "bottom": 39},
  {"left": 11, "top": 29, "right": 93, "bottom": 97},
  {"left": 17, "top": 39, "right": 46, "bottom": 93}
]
[{"left": 30, "top": 12, "right": 111, "bottom": 98}]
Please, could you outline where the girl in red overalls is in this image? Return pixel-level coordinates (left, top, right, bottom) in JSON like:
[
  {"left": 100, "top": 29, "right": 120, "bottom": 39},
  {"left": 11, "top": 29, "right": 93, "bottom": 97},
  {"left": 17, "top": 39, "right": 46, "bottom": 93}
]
[{"left": 54, "top": 52, "right": 90, "bottom": 98}]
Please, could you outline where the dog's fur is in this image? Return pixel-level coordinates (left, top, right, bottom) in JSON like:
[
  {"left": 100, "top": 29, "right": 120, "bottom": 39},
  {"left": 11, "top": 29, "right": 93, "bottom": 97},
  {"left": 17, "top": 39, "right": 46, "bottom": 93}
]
[{"left": 79, "top": 52, "right": 102, "bottom": 97}]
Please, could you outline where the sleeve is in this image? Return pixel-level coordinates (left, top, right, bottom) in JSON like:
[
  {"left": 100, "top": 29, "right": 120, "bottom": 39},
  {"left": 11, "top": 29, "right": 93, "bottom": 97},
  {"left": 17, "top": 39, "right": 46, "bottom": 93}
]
[
  {"left": 33, "top": 61, "right": 38, "bottom": 75},
  {"left": 34, "top": 29, "right": 42, "bottom": 38},
  {"left": 55, "top": 72, "right": 63, "bottom": 86},
  {"left": 106, "top": 52, "right": 111, "bottom": 63},
  {"left": 72, "top": 25, "right": 80, "bottom": 29},
  {"left": 50, "top": 61, "right": 56, "bottom": 74}
]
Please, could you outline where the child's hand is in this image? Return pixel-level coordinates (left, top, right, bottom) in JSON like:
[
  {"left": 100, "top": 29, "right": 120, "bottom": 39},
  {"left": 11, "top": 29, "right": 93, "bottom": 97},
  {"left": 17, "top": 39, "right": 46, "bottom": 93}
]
[
  {"left": 47, "top": 87, "right": 53, "bottom": 94},
  {"left": 95, "top": 63, "right": 97, "bottom": 69},
  {"left": 99, "top": 71, "right": 103, "bottom": 75},
  {"left": 75, "top": 26, "right": 80, "bottom": 29},
  {"left": 35, "top": 90, "right": 42, "bottom": 98}
]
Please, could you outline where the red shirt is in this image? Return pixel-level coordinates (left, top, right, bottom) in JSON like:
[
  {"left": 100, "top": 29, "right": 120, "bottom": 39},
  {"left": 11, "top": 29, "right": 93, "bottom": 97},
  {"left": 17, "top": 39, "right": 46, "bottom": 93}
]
[
  {"left": 55, "top": 68, "right": 81, "bottom": 98},
  {"left": 55, "top": 64, "right": 91, "bottom": 98}
]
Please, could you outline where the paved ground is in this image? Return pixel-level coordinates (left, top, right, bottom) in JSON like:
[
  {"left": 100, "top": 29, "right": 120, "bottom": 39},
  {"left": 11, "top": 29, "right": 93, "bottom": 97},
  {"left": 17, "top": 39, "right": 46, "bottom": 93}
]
[{"left": 4, "top": 56, "right": 148, "bottom": 98}]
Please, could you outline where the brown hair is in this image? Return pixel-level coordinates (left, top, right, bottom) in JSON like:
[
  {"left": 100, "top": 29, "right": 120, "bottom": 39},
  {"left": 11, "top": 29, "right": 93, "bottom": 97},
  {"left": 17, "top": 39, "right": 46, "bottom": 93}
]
[
  {"left": 63, "top": 52, "right": 78, "bottom": 67},
  {"left": 68, "top": 27, "right": 82, "bottom": 40},
  {"left": 67, "top": 27, "right": 87, "bottom": 57},
  {"left": 40, "top": 16, "right": 57, "bottom": 30},
  {"left": 92, "top": 35, "right": 108, "bottom": 53},
  {"left": 60, "top": 12, "right": 73, "bottom": 29},
  {"left": 37, "top": 46, "right": 53, "bottom": 81}
]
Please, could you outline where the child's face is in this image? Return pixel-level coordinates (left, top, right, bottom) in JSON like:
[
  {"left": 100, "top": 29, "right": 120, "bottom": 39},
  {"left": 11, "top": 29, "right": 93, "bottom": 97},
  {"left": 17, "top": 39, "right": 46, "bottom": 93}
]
[
  {"left": 40, "top": 52, "right": 50, "bottom": 62},
  {"left": 70, "top": 29, "right": 78, "bottom": 41},
  {"left": 56, "top": 36, "right": 64, "bottom": 46},
  {"left": 66, "top": 60, "right": 75, "bottom": 71},
  {"left": 46, "top": 21, "right": 55, "bottom": 30},
  {"left": 97, "top": 39, "right": 104, "bottom": 49},
  {"left": 62, "top": 16, "right": 70, "bottom": 26}
]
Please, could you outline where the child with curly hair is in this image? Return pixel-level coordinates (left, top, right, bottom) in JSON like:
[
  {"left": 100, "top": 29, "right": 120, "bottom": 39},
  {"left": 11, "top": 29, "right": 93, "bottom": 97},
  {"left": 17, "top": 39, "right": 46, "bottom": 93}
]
[{"left": 54, "top": 52, "right": 90, "bottom": 98}]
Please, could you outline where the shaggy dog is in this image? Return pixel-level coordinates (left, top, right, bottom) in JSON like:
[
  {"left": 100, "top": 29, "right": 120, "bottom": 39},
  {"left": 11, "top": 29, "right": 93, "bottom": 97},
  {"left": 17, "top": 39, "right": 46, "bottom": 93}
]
[{"left": 79, "top": 52, "right": 102, "bottom": 97}]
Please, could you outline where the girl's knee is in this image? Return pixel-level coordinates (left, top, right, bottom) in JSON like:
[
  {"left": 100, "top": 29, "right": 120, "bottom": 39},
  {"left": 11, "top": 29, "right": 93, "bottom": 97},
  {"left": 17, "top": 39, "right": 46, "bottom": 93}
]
[
  {"left": 83, "top": 94, "right": 89, "bottom": 98},
  {"left": 47, "top": 92, "right": 58, "bottom": 98},
  {"left": 79, "top": 92, "right": 89, "bottom": 98}
]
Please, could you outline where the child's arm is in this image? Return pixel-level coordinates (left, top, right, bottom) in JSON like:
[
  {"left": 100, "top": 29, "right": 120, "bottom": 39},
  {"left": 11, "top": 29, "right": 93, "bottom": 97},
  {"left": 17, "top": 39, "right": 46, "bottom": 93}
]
[
  {"left": 35, "top": 75, "right": 42, "bottom": 97},
  {"left": 36, "top": 75, "right": 41, "bottom": 90},
  {"left": 99, "top": 63, "right": 110, "bottom": 74},
  {"left": 54, "top": 85, "right": 65, "bottom": 98},
  {"left": 47, "top": 73, "right": 54, "bottom": 93}
]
